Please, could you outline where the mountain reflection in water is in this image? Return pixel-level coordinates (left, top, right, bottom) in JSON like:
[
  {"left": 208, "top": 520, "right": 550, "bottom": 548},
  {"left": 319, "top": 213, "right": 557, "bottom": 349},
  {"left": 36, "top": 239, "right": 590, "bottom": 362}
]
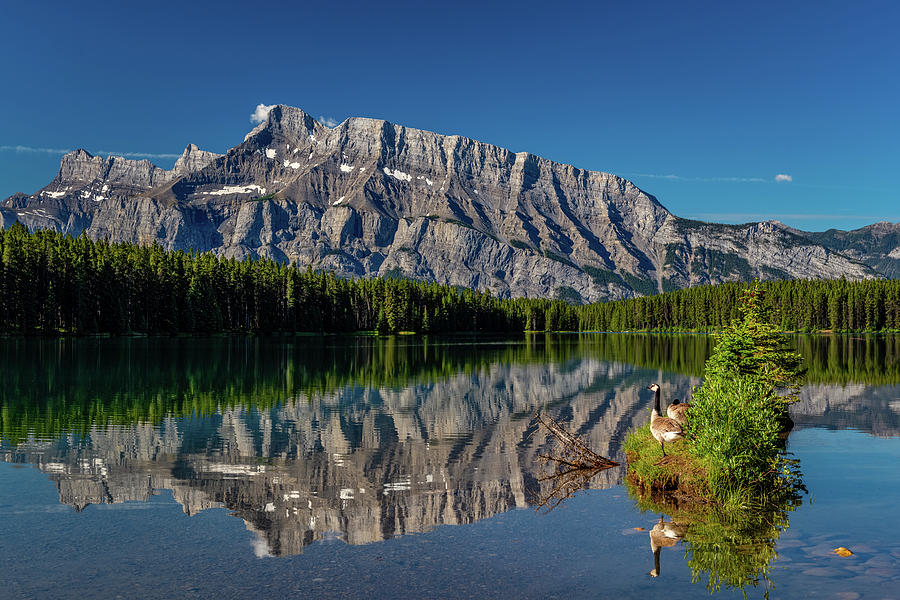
[{"left": 1, "top": 334, "right": 897, "bottom": 558}]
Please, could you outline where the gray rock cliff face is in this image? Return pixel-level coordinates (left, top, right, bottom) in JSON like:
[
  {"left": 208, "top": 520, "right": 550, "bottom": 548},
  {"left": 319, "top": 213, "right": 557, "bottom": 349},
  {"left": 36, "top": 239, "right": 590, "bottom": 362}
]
[
  {"left": 791, "top": 221, "right": 900, "bottom": 279},
  {"left": 1, "top": 105, "right": 884, "bottom": 301},
  {"left": 172, "top": 143, "right": 222, "bottom": 177}
]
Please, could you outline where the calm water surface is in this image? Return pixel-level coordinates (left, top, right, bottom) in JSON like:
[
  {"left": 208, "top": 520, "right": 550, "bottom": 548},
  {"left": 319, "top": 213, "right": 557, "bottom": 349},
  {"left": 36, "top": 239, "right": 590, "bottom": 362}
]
[{"left": 1, "top": 334, "right": 898, "bottom": 599}]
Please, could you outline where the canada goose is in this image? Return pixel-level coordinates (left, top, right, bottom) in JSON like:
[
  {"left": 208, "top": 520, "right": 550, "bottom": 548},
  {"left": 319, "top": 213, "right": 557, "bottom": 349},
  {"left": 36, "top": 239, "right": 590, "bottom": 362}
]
[
  {"left": 648, "top": 516, "right": 687, "bottom": 577},
  {"left": 647, "top": 384, "right": 683, "bottom": 456},
  {"left": 666, "top": 398, "right": 691, "bottom": 426}
]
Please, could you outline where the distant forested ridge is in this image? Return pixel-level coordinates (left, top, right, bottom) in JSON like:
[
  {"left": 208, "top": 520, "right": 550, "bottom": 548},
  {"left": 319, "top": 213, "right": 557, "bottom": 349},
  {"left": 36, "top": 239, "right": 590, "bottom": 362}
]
[{"left": 1, "top": 223, "right": 898, "bottom": 335}]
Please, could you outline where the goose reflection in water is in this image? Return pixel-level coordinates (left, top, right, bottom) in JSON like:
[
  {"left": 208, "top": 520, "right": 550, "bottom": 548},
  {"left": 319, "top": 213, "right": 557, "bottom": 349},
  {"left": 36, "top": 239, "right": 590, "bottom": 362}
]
[{"left": 649, "top": 516, "right": 688, "bottom": 578}]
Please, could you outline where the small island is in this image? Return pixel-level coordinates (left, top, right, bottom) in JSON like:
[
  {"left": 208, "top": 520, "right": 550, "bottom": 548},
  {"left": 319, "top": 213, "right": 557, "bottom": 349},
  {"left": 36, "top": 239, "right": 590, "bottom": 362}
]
[{"left": 625, "top": 283, "right": 805, "bottom": 507}]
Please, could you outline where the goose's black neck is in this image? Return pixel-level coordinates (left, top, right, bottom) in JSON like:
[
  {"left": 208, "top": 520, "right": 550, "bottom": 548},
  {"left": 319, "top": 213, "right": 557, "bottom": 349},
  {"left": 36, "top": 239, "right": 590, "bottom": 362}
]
[{"left": 653, "top": 387, "right": 661, "bottom": 414}]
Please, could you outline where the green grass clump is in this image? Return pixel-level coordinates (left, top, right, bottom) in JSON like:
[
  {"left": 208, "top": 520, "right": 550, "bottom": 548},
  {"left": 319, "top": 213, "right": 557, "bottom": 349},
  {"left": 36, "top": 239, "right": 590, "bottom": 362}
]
[
  {"left": 623, "top": 423, "right": 711, "bottom": 497},
  {"left": 686, "top": 375, "right": 783, "bottom": 503}
]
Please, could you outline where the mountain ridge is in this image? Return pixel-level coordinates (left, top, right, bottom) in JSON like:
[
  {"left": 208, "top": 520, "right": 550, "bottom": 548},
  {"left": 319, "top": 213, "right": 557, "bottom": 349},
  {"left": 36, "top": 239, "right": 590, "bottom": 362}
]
[{"left": 1, "top": 104, "right": 889, "bottom": 302}]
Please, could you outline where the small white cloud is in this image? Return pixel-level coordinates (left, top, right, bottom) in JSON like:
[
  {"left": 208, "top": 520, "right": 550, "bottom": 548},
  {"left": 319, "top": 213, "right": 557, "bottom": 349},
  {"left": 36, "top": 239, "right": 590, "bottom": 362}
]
[
  {"left": 96, "top": 150, "right": 181, "bottom": 159},
  {"left": 251, "top": 537, "right": 273, "bottom": 558},
  {"left": 775, "top": 174, "right": 793, "bottom": 182},
  {"left": 318, "top": 115, "right": 339, "bottom": 128},
  {"left": 0, "top": 145, "right": 178, "bottom": 159},
  {"left": 250, "top": 103, "right": 275, "bottom": 124},
  {"left": 625, "top": 172, "right": 766, "bottom": 183},
  {"left": 0, "top": 145, "right": 71, "bottom": 155}
]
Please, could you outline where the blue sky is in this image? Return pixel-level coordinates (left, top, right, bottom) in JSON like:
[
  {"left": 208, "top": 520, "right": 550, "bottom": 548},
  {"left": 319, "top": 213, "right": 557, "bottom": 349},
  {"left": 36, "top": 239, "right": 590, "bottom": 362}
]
[{"left": 1, "top": 0, "right": 897, "bottom": 231}]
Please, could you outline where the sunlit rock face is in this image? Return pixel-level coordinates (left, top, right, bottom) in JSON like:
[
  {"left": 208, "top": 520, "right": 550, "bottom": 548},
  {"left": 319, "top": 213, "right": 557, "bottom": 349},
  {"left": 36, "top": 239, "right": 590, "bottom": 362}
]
[
  {"left": 0, "top": 105, "right": 879, "bottom": 302},
  {"left": 0, "top": 360, "right": 700, "bottom": 556}
]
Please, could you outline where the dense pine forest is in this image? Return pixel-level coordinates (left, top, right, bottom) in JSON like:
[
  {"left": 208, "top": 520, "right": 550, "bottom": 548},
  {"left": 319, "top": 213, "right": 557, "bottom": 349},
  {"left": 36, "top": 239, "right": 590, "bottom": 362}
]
[{"left": 1, "top": 223, "right": 899, "bottom": 335}]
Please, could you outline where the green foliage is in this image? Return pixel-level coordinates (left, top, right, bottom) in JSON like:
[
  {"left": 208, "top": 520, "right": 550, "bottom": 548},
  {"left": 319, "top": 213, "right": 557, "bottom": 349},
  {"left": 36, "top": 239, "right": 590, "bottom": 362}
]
[
  {"left": 582, "top": 265, "right": 621, "bottom": 287},
  {"left": 704, "top": 284, "right": 806, "bottom": 402},
  {"left": 554, "top": 286, "right": 583, "bottom": 305},
  {"left": 625, "top": 284, "right": 808, "bottom": 506},
  {"left": 691, "top": 248, "right": 754, "bottom": 280},
  {"left": 442, "top": 217, "right": 474, "bottom": 229},
  {"left": 630, "top": 482, "right": 803, "bottom": 598},
  {"left": 686, "top": 375, "right": 783, "bottom": 497},
  {"left": 0, "top": 332, "right": 664, "bottom": 441},
  {"left": 684, "top": 510, "right": 782, "bottom": 597},
  {"left": 573, "top": 277, "right": 900, "bottom": 333},
  {"left": 1, "top": 224, "right": 898, "bottom": 337},
  {"left": 623, "top": 423, "right": 710, "bottom": 496},
  {"left": 684, "top": 284, "right": 806, "bottom": 501},
  {"left": 662, "top": 243, "right": 680, "bottom": 267},
  {"left": 620, "top": 272, "right": 658, "bottom": 296},
  {"left": 542, "top": 250, "right": 577, "bottom": 268},
  {"left": 508, "top": 239, "right": 532, "bottom": 250},
  {"left": 660, "top": 276, "right": 680, "bottom": 294}
]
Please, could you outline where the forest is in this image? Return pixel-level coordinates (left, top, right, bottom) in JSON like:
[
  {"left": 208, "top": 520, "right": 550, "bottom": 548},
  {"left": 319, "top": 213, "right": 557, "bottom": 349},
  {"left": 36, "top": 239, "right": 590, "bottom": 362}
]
[{"left": 1, "top": 223, "right": 899, "bottom": 335}]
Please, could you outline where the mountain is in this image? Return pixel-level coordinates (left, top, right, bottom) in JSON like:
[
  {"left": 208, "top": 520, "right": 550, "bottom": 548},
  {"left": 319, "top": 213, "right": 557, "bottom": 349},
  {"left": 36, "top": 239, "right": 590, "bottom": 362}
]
[
  {"left": 0, "top": 105, "right": 884, "bottom": 302},
  {"left": 790, "top": 221, "right": 900, "bottom": 279}
]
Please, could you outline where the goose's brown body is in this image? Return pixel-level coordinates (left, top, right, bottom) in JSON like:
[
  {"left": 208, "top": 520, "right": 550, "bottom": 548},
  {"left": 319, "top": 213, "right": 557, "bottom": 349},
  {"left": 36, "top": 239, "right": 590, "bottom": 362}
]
[
  {"left": 648, "top": 384, "right": 683, "bottom": 455},
  {"left": 666, "top": 400, "right": 690, "bottom": 426}
]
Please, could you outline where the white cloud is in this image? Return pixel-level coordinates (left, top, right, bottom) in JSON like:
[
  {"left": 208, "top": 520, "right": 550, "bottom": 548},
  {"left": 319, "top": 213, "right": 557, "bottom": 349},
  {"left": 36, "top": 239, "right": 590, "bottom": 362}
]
[
  {"left": 0, "top": 145, "right": 178, "bottom": 159},
  {"left": 250, "top": 103, "right": 276, "bottom": 124},
  {"left": 775, "top": 174, "right": 793, "bottom": 182},
  {"left": 0, "top": 145, "right": 71, "bottom": 154},
  {"left": 625, "top": 172, "right": 766, "bottom": 183},
  {"left": 96, "top": 150, "right": 181, "bottom": 159},
  {"left": 690, "top": 212, "right": 880, "bottom": 222},
  {"left": 318, "top": 115, "right": 339, "bottom": 128}
]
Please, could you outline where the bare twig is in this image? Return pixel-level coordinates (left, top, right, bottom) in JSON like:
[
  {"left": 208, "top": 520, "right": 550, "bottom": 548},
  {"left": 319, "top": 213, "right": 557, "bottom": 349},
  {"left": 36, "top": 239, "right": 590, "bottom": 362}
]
[
  {"left": 533, "top": 411, "right": 620, "bottom": 511},
  {"left": 534, "top": 412, "right": 619, "bottom": 470}
]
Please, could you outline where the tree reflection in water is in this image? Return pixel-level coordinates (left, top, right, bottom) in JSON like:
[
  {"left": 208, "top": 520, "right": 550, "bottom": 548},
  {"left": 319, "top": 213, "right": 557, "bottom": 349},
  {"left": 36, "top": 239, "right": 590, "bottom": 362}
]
[
  {"left": 536, "top": 421, "right": 805, "bottom": 598},
  {"left": 629, "top": 471, "right": 805, "bottom": 599}
]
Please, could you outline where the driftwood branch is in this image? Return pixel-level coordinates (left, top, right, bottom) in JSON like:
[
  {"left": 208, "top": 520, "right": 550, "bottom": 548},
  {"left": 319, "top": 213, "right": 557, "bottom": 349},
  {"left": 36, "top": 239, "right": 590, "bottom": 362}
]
[{"left": 533, "top": 411, "right": 620, "bottom": 512}]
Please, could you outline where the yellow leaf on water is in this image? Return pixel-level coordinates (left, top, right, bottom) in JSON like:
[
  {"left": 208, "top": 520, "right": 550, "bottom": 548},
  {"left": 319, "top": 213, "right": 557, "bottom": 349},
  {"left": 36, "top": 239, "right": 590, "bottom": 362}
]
[
  {"left": 833, "top": 547, "right": 853, "bottom": 557},
  {"left": 633, "top": 527, "right": 646, "bottom": 531}
]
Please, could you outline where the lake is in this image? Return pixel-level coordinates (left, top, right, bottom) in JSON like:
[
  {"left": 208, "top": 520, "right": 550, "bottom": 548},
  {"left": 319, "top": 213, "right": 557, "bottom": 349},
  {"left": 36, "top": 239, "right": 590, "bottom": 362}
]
[{"left": 1, "top": 334, "right": 898, "bottom": 599}]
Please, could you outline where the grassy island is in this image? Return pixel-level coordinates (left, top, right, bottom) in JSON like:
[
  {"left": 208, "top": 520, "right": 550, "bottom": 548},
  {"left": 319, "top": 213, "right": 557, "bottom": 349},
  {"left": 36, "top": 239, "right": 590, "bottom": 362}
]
[{"left": 625, "top": 284, "right": 806, "bottom": 507}]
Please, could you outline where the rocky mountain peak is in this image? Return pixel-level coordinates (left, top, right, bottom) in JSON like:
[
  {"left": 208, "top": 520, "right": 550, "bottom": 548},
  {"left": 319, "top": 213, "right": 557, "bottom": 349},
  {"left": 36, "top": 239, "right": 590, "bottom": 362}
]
[
  {"left": 53, "top": 144, "right": 225, "bottom": 193},
  {"left": 2, "top": 103, "right": 888, "bottom": 300},
  {"left": 243, "top": 105, "right": 327, "bottom": 146},
  {"left": 173, "top": 143, "right": 223, "bottom": 177},
  {"left": 56, "top": 149, "right": 100, "bottom": 183}
]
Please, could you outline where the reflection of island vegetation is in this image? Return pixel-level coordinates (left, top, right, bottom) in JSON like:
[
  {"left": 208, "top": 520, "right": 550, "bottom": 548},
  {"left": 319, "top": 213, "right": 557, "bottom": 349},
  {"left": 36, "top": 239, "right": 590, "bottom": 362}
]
[
  {"left": 629, "top": 481, "right": 804, "bottom": 598},
  {"left": 534, "top": 419, "right": 803, "bottom": 598}
]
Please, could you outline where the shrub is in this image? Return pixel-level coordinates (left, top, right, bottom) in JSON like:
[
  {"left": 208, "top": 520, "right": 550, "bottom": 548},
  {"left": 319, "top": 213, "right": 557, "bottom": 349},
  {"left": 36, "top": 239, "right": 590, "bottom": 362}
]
[
  {"left": 703, "top": 283, "right": 805, "bottom": 404},
  {"left": 686, "top": 375, "right": 782, "bottom": 499}
]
